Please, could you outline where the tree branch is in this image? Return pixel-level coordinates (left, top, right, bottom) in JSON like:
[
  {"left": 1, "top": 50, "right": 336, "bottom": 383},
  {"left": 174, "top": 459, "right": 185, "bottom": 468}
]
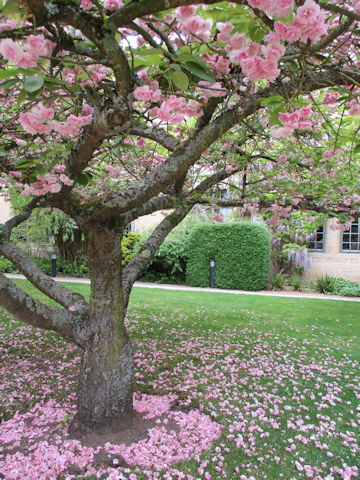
[
  {"left": 1, "top": 197, "right": 41, "bottom": 240},
  {"left": 129, "top": 124, "right": 180, "bottom": 151},
  {"left": 127, "top": 21, "right": 175, "bottom": 62},
  {"left": 317, "top": 1, "right": 360, "bottom": 21},
  {"left": 122, "top": 205, "right": 192, "bottom": 303},
  {"left": 0, "top": 240, "right": 89, "bottom": 314},
  {"left": 95, "top": 107, "right": 242, "bottom": 216},
  {"left": 195, "top": 98, "right": 222, "bottom": 131},
  {"left": 0, "top": 272, "right": 88, "bottom": 347},
  {"left": 120, "top": 195, "right": 178, "bottom": 225},
  {"left": 94, "top": 67, "right": 359, "bottom": 218},
  {"left": 310, "top": 16, "right": 354, "bottom": 55},
  {"left": 108, "top": 0, "right": 228, "bottom": 28}
]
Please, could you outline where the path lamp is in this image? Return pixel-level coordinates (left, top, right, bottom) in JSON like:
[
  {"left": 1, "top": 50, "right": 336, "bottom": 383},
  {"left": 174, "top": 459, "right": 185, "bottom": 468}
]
[
  {"left": 51, "top": 252, "right": 57, "bottom": 278},
  {"left": 210, "top": 259, "right": 215, "bottom": 288}
]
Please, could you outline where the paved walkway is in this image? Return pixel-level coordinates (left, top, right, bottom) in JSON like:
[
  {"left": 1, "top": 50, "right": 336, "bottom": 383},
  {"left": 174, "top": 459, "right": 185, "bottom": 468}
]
[{"left": 5, "top": 273, "right": 360, "bottom": 302}]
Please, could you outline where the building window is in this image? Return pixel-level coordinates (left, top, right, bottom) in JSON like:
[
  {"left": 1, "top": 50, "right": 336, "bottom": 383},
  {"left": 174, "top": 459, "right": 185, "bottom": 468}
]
[
  {"left": 341, "top": 219, "right": 360, "bottom": 252},
  {"left": 309, "top": 226, "right": 325, "bottom": 251}
]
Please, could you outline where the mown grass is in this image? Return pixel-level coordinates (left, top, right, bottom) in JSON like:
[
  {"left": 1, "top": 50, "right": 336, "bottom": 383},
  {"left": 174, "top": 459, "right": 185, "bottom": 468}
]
[{"left": 1, "top": 279, "right": 359, "bottom": 480}]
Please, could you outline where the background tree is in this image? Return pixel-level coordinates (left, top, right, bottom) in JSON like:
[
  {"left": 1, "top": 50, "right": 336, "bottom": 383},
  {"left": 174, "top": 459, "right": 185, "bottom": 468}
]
[{"left": 0, "top": 0, "right": 360, "bottom": 432}]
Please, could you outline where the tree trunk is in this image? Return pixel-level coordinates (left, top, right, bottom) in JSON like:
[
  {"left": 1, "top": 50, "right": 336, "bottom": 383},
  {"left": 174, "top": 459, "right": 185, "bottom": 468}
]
[{"left": 71, "top": 225, "right": 133, "bottom": 432}]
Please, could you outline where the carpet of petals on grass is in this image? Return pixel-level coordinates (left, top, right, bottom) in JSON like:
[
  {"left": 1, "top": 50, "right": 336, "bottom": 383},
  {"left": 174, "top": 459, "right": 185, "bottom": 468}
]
[{"left": 0, "top": 305, "right": 359, "bottom": 480}]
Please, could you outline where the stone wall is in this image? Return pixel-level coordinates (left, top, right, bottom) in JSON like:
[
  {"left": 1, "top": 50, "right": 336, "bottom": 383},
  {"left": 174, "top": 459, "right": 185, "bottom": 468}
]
[
  {"left": 307, "top": 218, "right": 360, "bottom": 282},
  {"left": 0, "top": 198, "right": 11, "bottom": 224},
  {"left": 133, "top": 211, "right": 168, "bottom": 233}
]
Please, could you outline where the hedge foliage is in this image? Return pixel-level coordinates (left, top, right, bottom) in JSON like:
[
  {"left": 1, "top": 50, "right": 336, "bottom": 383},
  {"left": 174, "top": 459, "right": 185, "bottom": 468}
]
[
  {"left": 186, "top": 222, "right": 271, "bottom": 290},
  {"left": 136, "top": 215, "right": 203, "bottom": 284}
]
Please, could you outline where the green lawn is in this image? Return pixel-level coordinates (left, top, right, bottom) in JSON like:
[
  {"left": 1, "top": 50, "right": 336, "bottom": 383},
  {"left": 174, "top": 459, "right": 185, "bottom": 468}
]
[{"left": 0, "top": 280, "right": 359, "bottom": 480}]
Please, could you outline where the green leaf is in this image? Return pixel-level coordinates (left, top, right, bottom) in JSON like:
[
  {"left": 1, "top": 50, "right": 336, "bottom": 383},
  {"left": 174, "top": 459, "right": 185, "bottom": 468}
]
[
  {"left": 136, "top": 48, "right": 164, "bottom": 56},
  {"left": 13, "top": 159, "right": 38, "bottom": 169},
  {"left": 260, "top": 96, "right": 284, "bottom": 107},
  {"left": 248, "top": 24, "right": 266, "bottom": 43},
  {"left": 43, "top": 77, "right": 67, "bottom": 87},
  {"left": 183, "top": 62, "right": 217, "bottom": 82},
  {"left": 269, "top": 106, "right": 286, "bottom": 126},
  {"left": 0, "top": 78, "right": 18, "bottom": 89},
  {"left": 16, "top": 88, "right": 27, "bottom": 105},
  {"left": 134, "top": 54, "right": 163, "bottom": 67},
  {"left": 232, "top": 19, "right": 250, "bottom": 33},
  {"left": 170, "top": 70, "right": 189, "bottom": 90},
  {"left": 1, "top": 0, "right": 20, "bottom": 15},
  {"left": 353, "top": 144, "right": 360, "bottom": 156},
  {"left": 0, "top": 68, "right": 22, "bottom": 80},
  {"left": 76, "top": 173, "right": 91, "bottom": 186},
  {"left": 23, "top": 76, "right": 44, "bottom": 93}
]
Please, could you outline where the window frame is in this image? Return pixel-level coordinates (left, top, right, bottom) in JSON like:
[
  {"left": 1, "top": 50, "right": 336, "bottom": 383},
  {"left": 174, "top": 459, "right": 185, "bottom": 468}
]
[
  {"left": 309, "top": 225, "right": 325, "bottom": 252},
  {"left": 341, "top": 219, "right": 360, "bottom": 253}
]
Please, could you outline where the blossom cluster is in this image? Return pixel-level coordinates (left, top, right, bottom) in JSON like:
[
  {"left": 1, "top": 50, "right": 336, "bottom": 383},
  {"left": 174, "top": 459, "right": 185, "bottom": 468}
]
[
  {"left": 21, "top": 171, "right": 74, "bottom": 197},
  {"left": 271, "top": 104, "right": 313, "bottom": 138},
  {"left": 274, "top": 0, "right": 328, "bottom": 44},
  {"left": 81, "top": 0, "right": 123, "bottom": 10},
  {"left": 248, "top": 0, "right": 295, "bottom": 19},
  {"left": 0, "top": 35, "right": 55, "bottom": 69},
  {"left": 19, "top": 103, "right": 92, "bottom": 137},
  {"left": 176, "top": 6, "right": 213, "bottom": 42}
]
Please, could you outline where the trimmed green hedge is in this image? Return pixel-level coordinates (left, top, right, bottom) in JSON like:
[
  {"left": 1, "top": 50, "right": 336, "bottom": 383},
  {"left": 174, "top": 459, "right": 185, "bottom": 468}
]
[{"left": 186, "top": 222, "right": 271, "bottom": 290}]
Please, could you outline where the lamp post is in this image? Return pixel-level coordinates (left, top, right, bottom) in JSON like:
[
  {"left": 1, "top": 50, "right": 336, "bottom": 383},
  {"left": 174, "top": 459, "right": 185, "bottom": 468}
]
[
  {"left": 210, "top": 259, "right": 215, "bottom": 288},
  {"left": 51, "top": 252, "right": 57, "bottom": 278}
]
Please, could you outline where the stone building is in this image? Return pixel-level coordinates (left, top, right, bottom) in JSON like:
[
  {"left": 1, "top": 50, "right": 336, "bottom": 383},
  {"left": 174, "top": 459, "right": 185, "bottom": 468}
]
[{"left": 307, "top": 218, "right": 360, "bottom": 282}]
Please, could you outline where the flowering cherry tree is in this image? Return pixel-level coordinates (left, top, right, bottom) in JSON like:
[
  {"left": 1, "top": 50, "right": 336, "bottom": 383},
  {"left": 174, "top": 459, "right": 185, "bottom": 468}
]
[{"left": 0, "top": 0, "right": 360, "bottom": 432}]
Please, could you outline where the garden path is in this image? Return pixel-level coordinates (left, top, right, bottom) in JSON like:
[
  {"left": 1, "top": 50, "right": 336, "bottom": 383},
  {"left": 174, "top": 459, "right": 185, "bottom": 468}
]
[{"left": 5, "top": 274, "right": 360, "bottom": 302}]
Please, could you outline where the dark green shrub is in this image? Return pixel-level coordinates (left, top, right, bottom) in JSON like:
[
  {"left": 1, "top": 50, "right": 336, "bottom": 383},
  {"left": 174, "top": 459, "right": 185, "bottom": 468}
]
[
  {"left": 0, "top": 257, "right": 20, "bottom": 274},
  {"left": 137, "top": 216, "right": 199, "bottom": 284},
  {"left": 337, "top": 285, "right": 360, "bottom": 297},
  {"left": 314, "top": 274, "right": 335, "bottom": 293},
  {"left": 289, "top": 273, "right": 304, "bottom": 291},
  {"left": 332, "top": 278, "right": 360, "bottom": 297},
  {"left": 270, "top": 272, "right": 285, "bottom": 290},
  {"left": 186, "top": 222, "right": 270, "bottom": 291},
  {"left": 122, "top": 233, "right": 140, "bottom": 267}
]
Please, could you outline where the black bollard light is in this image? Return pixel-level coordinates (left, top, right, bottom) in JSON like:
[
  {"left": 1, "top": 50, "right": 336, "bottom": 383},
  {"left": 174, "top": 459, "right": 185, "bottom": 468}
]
[
  {"left": 209, "top": 258, "right": 215, "bottom": 288},
  {"left": 51, "top": 252, "right": 57, "bottom": 278}
]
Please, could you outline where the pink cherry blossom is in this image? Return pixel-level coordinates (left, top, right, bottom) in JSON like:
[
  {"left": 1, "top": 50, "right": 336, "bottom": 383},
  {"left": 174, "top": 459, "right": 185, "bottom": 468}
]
[
  {"left": 81, "top": 0, "right": 93, "bottom": 9},
  {"left": 134, "top": 85, "right": 163, "bottom": 102},
  {"left": 217, "top": 22, "right": 234, "bottom": 42},
  {"left": 0, "top": 17, "right": 17, "bottom": 31},
  {"left": 0, "top": 39, "right": 23, "bottom": 65},
  {"left": 248, "top": 0, "right": 295, "bottom": 18},
  {"left": 53, "top": 114, "right": 92, "bottom": 138},
  {"left": 176, "top": 7, "right": 213, "bottom": 42},
  {"left": 0, "top": 35, "right": 55, "bottom": 68},
  {"left": 347, "top": 99, "right": 360, "bottom": 115},
  {"left": 19, "top": 103, "right": 55, "bottom": 135},
  {"left": 155, "top": 96, "right": 202, "bottom": 125},
  {"left": 275, "top": 0, "right": 328, "bottom": 44},
  {"left": 198, "top": 81, "right": 226, "bottom": 97},
  {"left": 59, "top": 174, "right": 74, "bottom": 186},
  {"left": 353, "top": 0, "right": 360, "bottom": 13},
  {"left": 104, "top": 0, "right": 123, "bottom": 11}
]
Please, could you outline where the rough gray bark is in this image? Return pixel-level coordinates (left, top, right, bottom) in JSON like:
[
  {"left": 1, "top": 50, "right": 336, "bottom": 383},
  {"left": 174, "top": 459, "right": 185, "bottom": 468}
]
[{"left": 72, "top": 223, "right": 133, "bottom": 430}]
